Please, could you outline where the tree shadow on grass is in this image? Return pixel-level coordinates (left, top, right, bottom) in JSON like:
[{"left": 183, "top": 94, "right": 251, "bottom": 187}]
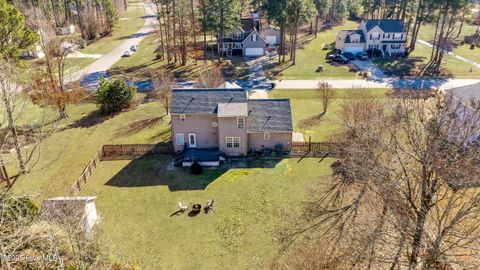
[
  {"left": 104, "top": 155, "right": 227, "bottom": 191},
  {"left": 116, "top": 116, "right": 164, "bottom": 137},
  {"left": 299, "top": 113, "right": 325, "bottom": 129},
  {"left": 67, "top": 110, "right": 115, "bottom": 129}
]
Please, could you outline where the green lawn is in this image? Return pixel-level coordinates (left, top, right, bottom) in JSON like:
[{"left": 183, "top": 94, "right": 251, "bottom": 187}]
[
  {"left": 79, "top": 156, "right": 333, "bottom": 269},
  {"left": 80, "top": 2, "right": 146, "bottom": 54},
  {"left": 375, "top": 41, "right": 480, "bottom": 78},
  {"left": 387, "top": 22, "right": 480, "bottom": 78},
  {"left": 267, "top": 20, "right": 361, "bottom": 80},
  {"left": 109, "top": 32, "right": 248, "bottom": 81},
  {"left": 10, "top": 96, "right": 171, "bottom": 202},
  {"left": 269, "top": 88, "right": 388, "bottom": 141}
]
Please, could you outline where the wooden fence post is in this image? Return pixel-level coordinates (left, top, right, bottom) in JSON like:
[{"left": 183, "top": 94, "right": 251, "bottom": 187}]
[{"left": 308, "top": 136, "right": 312, "bottom": 153}]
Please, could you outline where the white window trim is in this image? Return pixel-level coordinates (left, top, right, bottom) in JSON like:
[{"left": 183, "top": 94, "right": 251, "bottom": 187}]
[
  {"left": 175, "top": 133, "right": 185, "bottom": 146},
  {"left": 225, "top": 137, "right": 240, "bottom": 148},
  {"left": 264, "top": 132, "right": 270, "bottom": 140},
  {"left": 237, "top": 117, "right": 245, "bottom": 129},
  {"left": 188, "top": 133, "right": 197, "bottom": 147},
  {"left": 180, "top": 114, "right": 186, "bottom": 121}
]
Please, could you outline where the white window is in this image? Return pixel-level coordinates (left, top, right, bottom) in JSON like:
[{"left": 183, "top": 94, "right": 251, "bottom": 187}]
[
  {"left": 237, "top": 117, "right": 245, "bottom": 129},
  {"left": 234, "top": 32, "right": 242, "bottom": 40},
  {"left": 175, "top": 133, "right": 185, "bottom": 145},
  {"left": 180, "top": 114, "right": 186, "bottom": 122},
  {"left": 252, "top": 34, "right": 257, "bottom": 41},
  {"left": 188, "top": 133, "right": 197, "bottom": 147},
  {"left": 226, "top": 137, "right": 240, "bottom": 148},
  {"left": 264, "top": 132, "right": 270, "bottom": 140},
  {"left": 233, "top": 137, "right": 240, "bottom": 148}
]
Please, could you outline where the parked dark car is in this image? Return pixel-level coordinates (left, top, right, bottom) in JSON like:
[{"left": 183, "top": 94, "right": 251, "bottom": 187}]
[
  {"left": 356, "top": 52, "right": 368, "bottom": 60},
  {"left": 327, "top": 54, "right": 349, "bottom": 64},
  {"left": 342, "top": 52, "right": 356, "bottom": 60}
]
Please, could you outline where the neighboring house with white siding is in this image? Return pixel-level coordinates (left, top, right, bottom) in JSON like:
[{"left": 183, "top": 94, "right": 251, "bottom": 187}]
[
  {"left": 217, "top": 18, "right": 280, "bottom": 57},
  {"left": 335, "top": 19, "right": 407, "bottom": 57}
]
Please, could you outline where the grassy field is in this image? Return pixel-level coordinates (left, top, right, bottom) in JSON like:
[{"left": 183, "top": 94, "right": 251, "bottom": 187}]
[
  {"left": 110, "top": 33, "right": 248, "bottom": 81},
  {"left": 79, "top": 156, "right": 333, "bottom": 269},
  {"left": 10, "top": 96, "right": 171, "bottom": 202},
  {"left": 375, "top": 42, "right": 480, "bottom": 78},
  {"left": 377, "top": 22, "right": 480, "bottom": 78},
  {"left": 269, "top": 88, "right": 388, "bottom": 141},
  {"left": 268, "top": 21, "right": 362, "bottom": 80},
  {"left": 80, "top": 2, "right": 146, "bottom": 54}
]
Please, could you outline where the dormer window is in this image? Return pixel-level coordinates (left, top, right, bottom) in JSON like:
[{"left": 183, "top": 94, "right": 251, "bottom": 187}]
[{"left": 233, "top": 32, "right": 243, "bottom": 40}]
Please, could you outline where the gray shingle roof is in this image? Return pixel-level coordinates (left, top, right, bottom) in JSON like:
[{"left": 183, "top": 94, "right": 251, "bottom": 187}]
[
  {"left": 247, "top": 99, "right": 293, "bottom": 132},
  {"left": 218, "top": 103, "right": 248, "bottom": 117},
  {"left": 445, "top": 83, "right": 480, "bottom": 105},
  {"left": 365, "top": 19, "right": 405, "bottom": 33},
  {"left": 171, "top": 89, "right": 248, "bottom": 114},
  {"left": 343, "top": 30, "right": 366, "bottom": 43}
]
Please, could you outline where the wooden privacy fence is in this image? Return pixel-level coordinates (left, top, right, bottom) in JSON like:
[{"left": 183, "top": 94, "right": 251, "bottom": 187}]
[
  {"left": 290, "top": 141, "right": 339, "bottom": 155},
  {"left": 101, "top": 143, "right": 174, "bottom": 160}
]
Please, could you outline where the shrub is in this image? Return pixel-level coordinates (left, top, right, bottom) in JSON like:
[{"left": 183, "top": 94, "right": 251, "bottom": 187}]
[
  {"left": 366, "top": 48, "right": 383, "bottom": 58},
  {"left": 190, "top": 162, "right": 203, "bottom": 175},
  {"left": 96, "top": 78, "right": 136, "bottom": 114}
]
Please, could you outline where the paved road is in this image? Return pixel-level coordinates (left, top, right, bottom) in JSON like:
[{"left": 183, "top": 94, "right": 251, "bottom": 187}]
[
  {"left": 273, "top": 78, "right": 480, "bottom": 90},
  {"left": 70, "top": 3, "right": 158, "bottom": 89}
]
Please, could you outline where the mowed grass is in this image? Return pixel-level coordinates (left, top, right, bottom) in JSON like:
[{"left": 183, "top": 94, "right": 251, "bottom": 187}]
[
  {"left": 10, "top": 96, "right": 171, "bottom": 203},
  {"left": 270, "top": 88, "right": 387, "bottom": 141},
  {"left": 110, "top": 32, "right": 248, "bottom": 81},
  {"left": 80, "top": 2, "right": 146, "bottom": 54},
  {"left": 79, "top": 156, "right": 334, "bottom": 269},
  {"left": 110, "top": 33, "right": 219, "bottom": 80},
  {"left": 375, "top": 42, "right": 480, "bottom": 78},
  {"left": 269, "top": 20, "right": 361, "bottom": 80},
  {"left": 388, "top": 22, "right": 480, "bottom": 77}
]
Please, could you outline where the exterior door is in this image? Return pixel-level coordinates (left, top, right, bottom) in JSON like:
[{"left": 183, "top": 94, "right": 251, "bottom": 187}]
[
  {"left": 382, "top": 44, "right": 387, "bottom": 51},
  {"left": 188, "top": 133, "right": 197, "bottom": 148}
]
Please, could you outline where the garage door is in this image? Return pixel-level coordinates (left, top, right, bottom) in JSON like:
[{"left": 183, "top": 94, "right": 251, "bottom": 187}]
[
  {"left": 266, "top": 36, "right": 277, "bottom": 44},
  {"left": 344, "top": 47, "right": 364, "bottom": 54},
  {"left": 245, "top": 48, "right": 264, "bottom": 56}
]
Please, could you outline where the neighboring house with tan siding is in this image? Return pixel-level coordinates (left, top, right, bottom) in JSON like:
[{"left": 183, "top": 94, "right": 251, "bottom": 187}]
[{"left": 171, "top": 89, "right": 293, "bottom": 166}]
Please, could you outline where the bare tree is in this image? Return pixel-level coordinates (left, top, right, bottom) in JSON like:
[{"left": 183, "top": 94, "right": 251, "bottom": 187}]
[
  {"left": 279, "top": 90, "right": 480, "bottom": 270},
  {"left": 196, "top": 67, "right": 225, "bottom": 88},
  {"left": 316, "top": 81, "right": 334, "bottom": 114},
  {"left": 153, "top": 72, "right": 174, "bottom": 115},
  {"left": 32, "top": 15, "right": 86, "bottom": 119},
  {"left": 0, "top": 60, "right": 54, "bottom": 195}
]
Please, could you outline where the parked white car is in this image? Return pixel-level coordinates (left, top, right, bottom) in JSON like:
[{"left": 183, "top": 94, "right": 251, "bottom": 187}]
[
  {"left": 130, "top": 45, "right": 138, "bottom": 52},
  {"left": 122, "top": 50, "right": 133, "bottom": 57}
]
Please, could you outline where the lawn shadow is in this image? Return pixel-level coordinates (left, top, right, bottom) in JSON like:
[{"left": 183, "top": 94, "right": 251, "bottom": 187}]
[
  {"left": 67, "top": 110, "right": 114, "bottom": 129},
  {"left": 299, "top": 113, "right": 325, "bottom": 129},
  {"left": 116, "top": 116, "right": 164, "bottom": 137},
  {"left": 104, "top": 155, "right": 227, "bottom": 191}
]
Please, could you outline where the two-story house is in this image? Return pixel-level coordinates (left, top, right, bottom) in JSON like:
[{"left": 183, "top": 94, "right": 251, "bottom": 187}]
[
  {"left": 335, "top": 19, "right": 407, "bottom": 57},
  {"left": 218, "top": 18, "right": 280, "bottom": 57},
  {"left": 171, "top": 88, "right": 293, "bottom": 166}
]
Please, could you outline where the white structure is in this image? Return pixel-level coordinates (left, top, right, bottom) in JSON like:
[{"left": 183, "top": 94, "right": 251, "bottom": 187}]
[
  {"left": 41, "top": 196, "right": 98, "bottom": 236},
  {"left": 335, "top": 19, "right": 407, "bottom": 57}
]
